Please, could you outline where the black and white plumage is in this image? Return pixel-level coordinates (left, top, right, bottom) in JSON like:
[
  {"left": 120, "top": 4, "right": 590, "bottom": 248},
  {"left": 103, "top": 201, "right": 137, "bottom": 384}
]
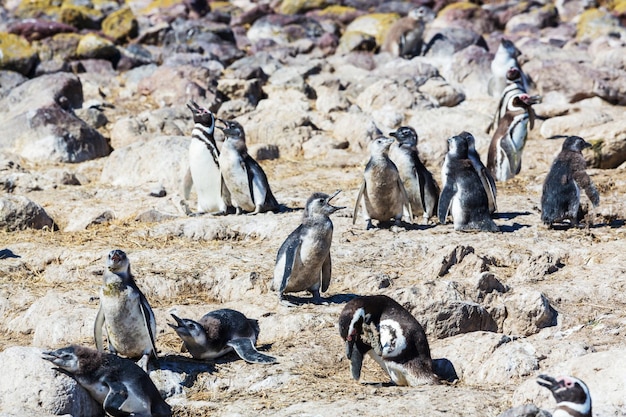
[
  {"left": 439, "top": 134, "right": 499, "bottom": 232},
  {"left": 541, "top": 136, "right": 600, "bottom": 227},
  {"left": 488, "top": 39, "right": 531, "bottom": 97},
  {"left": 168, "top": 309, "right": 276, "bottom": 364},
  {"left": 217, "top": 119, "right": 279, "bottom": 214},
  {"left": 458, "top": 131, "right": 498, "bottom": 214},
  {"left": 94, "top": 250, "right": 157, "bottom": 372},
  {"left": 338, "top": 295, "right": 438, "bottom": 386},
  {"left": 388, "top": 126, "right": 440, "bottom": 222},
  {"left": 487, "top": 93, "right": 539, "bottom": 182},
  {"left": 272, "top": 191, "right": 344, "bottom": 305},
  {"left": 486, "top": 67, "right": 528, "bottom": 134},
  {"left": 381, "top": 6, "right": 435, "bottom": 58},
  {"left": 353, "top": 137, "right": 412, "bottom": 230},
  {"left": 537, "top": 374, "right": 592, "bottom": 417},
  {"left": 42, "top": 345, "right": 172, "bottom": 417},
  {"left": 184, "top": 100, "right": 229, "bottom": 215}
]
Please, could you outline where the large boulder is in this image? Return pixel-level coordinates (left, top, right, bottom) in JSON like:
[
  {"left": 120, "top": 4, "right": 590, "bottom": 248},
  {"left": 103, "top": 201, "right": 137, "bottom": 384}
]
[{"left": 0, "top": 195, "right": 57, "bottom": 232}]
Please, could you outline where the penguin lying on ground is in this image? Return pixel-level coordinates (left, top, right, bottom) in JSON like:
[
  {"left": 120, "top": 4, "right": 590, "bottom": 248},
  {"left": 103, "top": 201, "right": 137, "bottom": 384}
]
[
  {"left": 537, "top": 374, "right": 592, "bottom": 417},
  {"left": 42, "top": 345, "right": 172, "bottom": 417}
]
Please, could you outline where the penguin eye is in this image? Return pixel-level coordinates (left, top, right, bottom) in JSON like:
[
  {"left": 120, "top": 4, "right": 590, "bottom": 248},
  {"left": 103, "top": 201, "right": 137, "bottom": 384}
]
[{"left": 565, "top": 380, "right": 574, "bottom": 388}]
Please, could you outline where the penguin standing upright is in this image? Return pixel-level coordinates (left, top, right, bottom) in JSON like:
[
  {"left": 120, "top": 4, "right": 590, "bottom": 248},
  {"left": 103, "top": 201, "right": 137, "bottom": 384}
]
[
  {"left": 537, "top": 374, "right": 592, "bottom": 417},
  {"left": 42, "top": 345, "right": 172, "bottom": 417},
  {"left": 338, "top": 295, "right": 438, "bottom": 386},
  {"left": 353, "top": 137, "right": 412, "bottom": 230},
  {"left": 272, "top": 191, "right": 344, "bottom": 305},
  {"left": 388, "top": 126, "right": 440, "bottom": 222},
  {"left": 488, "top": 39, "right": 531, "bottom": 97},
  {"left": 486, "top": 67, "right": 528, "bottom": 134},
  {"left": 94, "top": 250, "right": 157, "bottom": 371},
  {"left": 185, "top": 101, "right": 229, "bottom": 215},
  {"left": 457, "top": 131, "right": 497, "bottom": 214},
  {"left": 217, "top": 119, "right": 279, "bottom": 214},
  {"left": 382, "top": 6, "right": 435, "bottom": 58},
  {"left": 487, "top": 93, "right": 539, "bottom": 182},
  {"left": 168, "top": 309, "right": 276, "bottom": 364},
  {"left": 439, "top": 134, "right": 499, "bottom": 232},
  {"left": 541, "top": 136, "right": 600, "bottom": 227}
]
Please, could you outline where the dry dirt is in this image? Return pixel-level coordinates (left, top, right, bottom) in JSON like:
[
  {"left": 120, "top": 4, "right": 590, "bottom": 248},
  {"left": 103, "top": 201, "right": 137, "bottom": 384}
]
[{"left": 1, "top": 130, "right": 626, "bottom": 416}]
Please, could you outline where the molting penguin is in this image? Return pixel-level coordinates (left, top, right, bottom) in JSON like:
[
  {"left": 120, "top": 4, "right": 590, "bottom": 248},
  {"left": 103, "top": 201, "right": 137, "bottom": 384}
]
[
  {"left": 381, "top": 6, "right": 435, "bottom": 58},
  {"left": 217, "top": 119, "right": 279, "bottom": 214},
  {"left": 388, "top": 126, "right": 440, "bottom": 222},
  {"left": 184, "top": 101, "right": 230, "bottom": 215},
  {"left": 353, "top": 136, "right": 412, "bottom": 230},
  {"left": 487, "top": 93, "right": 539, "bottom": 182},
  {"left": 94, "top": 250, "right": 157, "bottom": 371},
  {"left": 439, "top": 134, "right": 499, "bottom": 232},
  {"left": 541, "top": 136, "right": 600, "bottom": 227},
  {"left": 338, "top": 295, "right": 438, "bottom": 386},
  {"left": 42, "top": 345, "right": 172, "bottom": 417},
  {"left": 488, "top": 39, "right": 531, "bottom": 97},
  {"left": 272, "top": 190, "right": 344, "bottom": 306},
  {"left": 457, "top": 131, "right": 497, "bottom": 214},
  {"left": 169, "top": 309, "right": 276, "bottom": 364},
  {"left": 537, "top": 374, "right": 592, "bottom": 417}
]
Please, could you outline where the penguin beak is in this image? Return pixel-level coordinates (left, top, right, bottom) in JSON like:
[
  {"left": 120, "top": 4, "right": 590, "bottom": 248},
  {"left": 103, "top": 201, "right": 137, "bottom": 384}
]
[
  {"left": 582, "top": 141, "right": 592, "bottom": 149},
  {"left": 186, "top": 100, "right": 200, "bottom": 113},
  {"left": 168, "top": 314, "right": 186, "bottom": 332},
  {"left": 326, "top": 190, "right": 346, "bottom": 213},
  {"left": 537, "top": 374, "right": 561, "bottom": 391}
]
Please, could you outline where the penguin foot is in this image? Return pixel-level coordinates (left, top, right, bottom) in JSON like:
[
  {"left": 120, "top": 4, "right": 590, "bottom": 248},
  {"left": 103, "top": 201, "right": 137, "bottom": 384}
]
[
  {"left": 278, "top": 296, "right": 298, "bottom": 307},
  {"left": 365, "top": 220, "right": 375, "bottom": 230},
  {"left": 173, "top": 197, "right": 192, "bottom": 216},
  {"left": 136, "top": 354, "right": 150, "bottom": 373}
]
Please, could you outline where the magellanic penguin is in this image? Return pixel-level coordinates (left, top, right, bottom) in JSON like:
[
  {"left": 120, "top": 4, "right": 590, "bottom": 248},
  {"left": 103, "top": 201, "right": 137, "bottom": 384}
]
[
  {"left": 486, "top": 67, "right": 528, "bottom": 134},
  {"left": 353, "top": 136, "right": 413, "bottom": 230},
  {"left": 438, "top": 134, "right": 499, "bottom": 232},
  {"left": 487, "top": 93, "right": 540, "bottom": 182},
  {"left": 338, "top": 295, "right": 438, "bottom": 386},
  {"left": 184, "top": 100, "right": 230, "bottom": 215},
  {"left": 94, "top": 249, "right": 157, "bottom": 372},
  {"left": 488, "top": 38, "right": 531, "bottom": 97},
  {"left": 541, "top": 136, "right": 600, "bottom": 227},
  {"left": 168, "top": 309, "right": 276, "bottom": 364},
  {"left": 42, "top": 345, "right": 172, "bottom": 417},
  {"left": 272, "top": 190, "right": 344, "bottom": 306},
  {"left": 456, "top": 131, "right": 497, "bottom": 214},
  {"left": 381, "top": 6, "right": 435, "bottom": 58},
  {"left": 217, "top": 119, "right": 280, "bottom": 214},
  {"left": 537, "top": 374, "right": 592, "bottom": 417},
  {"left": 388, "top": 126, "right": 440, "bottom": 223}
]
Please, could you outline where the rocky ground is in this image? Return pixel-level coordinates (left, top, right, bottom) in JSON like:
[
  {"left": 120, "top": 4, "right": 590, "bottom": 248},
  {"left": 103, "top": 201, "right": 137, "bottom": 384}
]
[{"left": 1, "top": 0, "right": 626, "bottom": 416}]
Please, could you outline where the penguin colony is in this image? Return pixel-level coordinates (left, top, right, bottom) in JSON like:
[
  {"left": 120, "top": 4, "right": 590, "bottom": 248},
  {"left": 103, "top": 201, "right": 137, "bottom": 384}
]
[{"left": 36, "top": 31, "right": 603, "bottom": 416}]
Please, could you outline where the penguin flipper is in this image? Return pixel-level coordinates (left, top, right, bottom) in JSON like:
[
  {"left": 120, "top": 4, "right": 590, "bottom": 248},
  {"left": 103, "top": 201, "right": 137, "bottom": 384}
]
[
  {"left": 103, "top": 381, "right": 130, "bottom": 417},
  {"left": 94, "top": 305, "right": 105, "bottom": 351},
  {"left": 137, "top": 291, "right": 158, "bottom": 360},
  {"left": 398, "top": 178, "right": 413, "bottom": 222},
  {"left": 353, "top": 181, "right": 366, "bottom": 225},
  {"left": 227, "top": 338, "right": 276, "bottom": 364},
  {"left": 276, "top": 228, "right": 303, "bottom": 294},
  {"left": 348, "top": 344, "right": 364, "bottom": 381},
  {"left": 437, "top": 183, "right": 455, "bottom": 224},
  {"left": 321, "top": 254, "right": 331, "bottom": 293},
  {"left": 481, "top": 168, "right": 498, "bottom": 213},
  {"left": 573, "top": 170, "right": 600, "bottom": 207},
  {"left": 183, "top": 167, "right": 193, "bottom": 200}
]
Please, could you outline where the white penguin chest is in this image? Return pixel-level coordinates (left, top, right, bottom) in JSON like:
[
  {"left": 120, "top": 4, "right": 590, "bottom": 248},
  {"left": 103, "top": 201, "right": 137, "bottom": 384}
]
[
  {"left": 189, "top": 140, "right": 223, "bottom": 211},
  {"left": 299, "top": 226, "right": 332, "bottom": 264},
  {"left": 219, "top": 147, "right": 254, "bottom": 210}
]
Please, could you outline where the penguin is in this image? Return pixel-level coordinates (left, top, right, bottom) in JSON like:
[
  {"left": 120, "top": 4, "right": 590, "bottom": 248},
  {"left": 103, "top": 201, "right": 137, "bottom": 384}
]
[
  {"left": 338, "top": 295, "right": 438, "bottom": 386},
  {"left": 353, "top": 136, "right": 412, "bottom": 230},
  {"left": 486, "top": 67, "right": 527, "bottom": 134},
  {"left": 541, "top": 136, "right": 600, "bottom": 227},
  {"left": 168, "top": 309, "right": 276, "bottom": 364},
  {"left": 94, "top": 249, "right": 157, "bottom": 372},
  {"left": 537, "top": 374, "right": 592, "bottom": 417},
  {"left": 488, "top": 38, "right": 531, "bottom": 97},
  {"left": 272, "top": 190, "right": 344, "bottom": 305},
  {"left": 184, "top": 100, "right": 229, "bottom": 215},
  {"left": 42, "top": 345, "right": 172, "bottom": 417},
  {"left": 457, "top": 131, "right": 498, "bottom": 214},
  {"left": 438, "top": 134, "right": 499, "bottom": 232},
  {"left": 487, "top": 93, "right": 540, "bottom": 182},
  {"left": 216, "top": 119, "right": 279, "bottom": 214},
  {"left": 381, "top": 6, "right": 435, "bottom": 58},
  {"left": 388, "top": 126, "right": 440, "bottom": 222}
]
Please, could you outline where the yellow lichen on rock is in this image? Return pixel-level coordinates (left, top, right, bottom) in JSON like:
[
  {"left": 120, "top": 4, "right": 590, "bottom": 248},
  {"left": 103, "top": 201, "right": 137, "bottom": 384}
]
[
  {"left": 102, "top": 6, "right": 138, "bottom": 43},
  {"left": 342, "top": 13, "right": 399, "bottom": 46},
  {"left": 0, "top": 32, "right": 38, "bottom": 74},
  {"left": 277, "top": 0, "right": 328, "bottom": 15},
  {"left": 576, "top": 7, "right": 626, "bottom": 42}
]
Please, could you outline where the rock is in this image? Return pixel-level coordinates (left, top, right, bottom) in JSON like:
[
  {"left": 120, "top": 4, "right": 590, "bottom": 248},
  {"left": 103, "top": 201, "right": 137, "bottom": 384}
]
[
  {"left": 0, "top": 70, "right": 27, "bottom": 98},
  {"left": 524, "top": 58, "right": 599, "bottom": 103},
  {"left": 109, "top": 116, "right": 147, "bottom": 150},
  {"left": 0, "top": 195, "right": 57, "bottom": 232},
  {"left": 504, "top": 3, "right": 559, "bottom": 35},
  {"left": 7, "top": 18, "right": 77, "bottom": 41},
  {"left": 76, "top": 33, "right": 120, "bottom": 62},
  {"left": 217, "top": 78, "right": 266, "bottom": 106},
  {"left": 100, "top": 136, "right": 189, "bottom": 195},
  {"left": 64, "top": 209, "right": 115, "bottom": 232},
  {"left": 422, "top": 301, "right": 498, "bottom": 338},
  {"left": 137, "top": 65, "right": 216, "bottom": 107},
  {"left": 102, "top": 6, "right": 138, "bottom": 43},
  {"left": 576, "top": 8, "right": 626, "bottom": 43},
  {"left": 0, "top": 346, "right": 102, "bottom": 416},
  {"left": 341, "top": 12, "right": 399, "bottom": 47},
  {"left": 418, "top": 77, "right": 465, "bottom": 107},
  {"left": 278, "top": 0, "right": 328, "bottom": 15},
  {"left": 513, "top": 252, "right": 565, "bottom": 283},
  {"left": 496, "top": 403, "right": 549, "bottom": 417},
  {"left": 476, "top": 272, "right": 508, "bottom": 296},
  {"left": 249, "top": 144, "right": 279, "bottom": 161},
  {"left": 0, "top": 32, "right": 38, "bottom": 75},
  {"left": 585, "top": 123, "right": 626, "bottom": 169},
  {"left": 432, "top": 2, "right": 495, "bottom": 35},
  {"left": 501, "top": 291, "right": 558, "bottom": 337}
]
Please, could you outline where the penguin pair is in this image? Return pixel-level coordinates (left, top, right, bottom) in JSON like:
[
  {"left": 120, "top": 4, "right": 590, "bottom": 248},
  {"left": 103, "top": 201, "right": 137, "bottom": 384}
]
[
  {"left": 186, "top": 101, "right": 279, "bottom": 215},
  {"left": 541, "top": 136, "right": 600, "bottom": 227},
  {"left": 338, "top": 295, "right": 438, "bottom": 386},
  {"left": 42, "top": 345, "right": 172, "bottom": 417},
  {"left": 537, "top": 374, "right": 592, "bottom": 417},
  {"left": 439, "top": 132, "right": 499, "bottom": 232}
]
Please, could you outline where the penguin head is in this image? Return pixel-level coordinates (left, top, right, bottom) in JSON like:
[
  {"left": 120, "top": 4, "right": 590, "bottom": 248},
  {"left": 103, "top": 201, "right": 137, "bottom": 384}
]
[
  {"left": 169, "top": 314, "right": 208, "bottom": 346},
  {"left": 407, "top": 6, "right": 435, "bottom": 23},
  {"left": 562, "top": 136, "right": 592, "bottom": 153},
  {"left": 217, "top": 119, "right": 246, "bottom": 141},
  {"left": 369, "top": 136, "right": 394, "bottom": 156},
  {"left": 505, "top": 67, "right": 521, "bottom": 83},
  {"left": 537, "top": 374, "right": 592, "bottom": 412},
  {"left": 42, "top": 345, "right": 102, "bottom": 375},
  {"left": 305, "top": 190, "right": 345, "bottom": 217},
  {"left": 187, "top": 101, "right": 215, "bottom": 130},
  {"left": 390, "top": 126, "right": 418, "bottom": 148},
  {"left": 500, "top": 39, "right": 521, "bottom": 58},
  {"left": 107, "top": 250, "right": 130, "bottom": 274},
  {"left": 509, "top": 93, "right": 540, "bottom": 110},
  {"left": 457, "top": 131, "right": 476, "bottom": 152}
]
